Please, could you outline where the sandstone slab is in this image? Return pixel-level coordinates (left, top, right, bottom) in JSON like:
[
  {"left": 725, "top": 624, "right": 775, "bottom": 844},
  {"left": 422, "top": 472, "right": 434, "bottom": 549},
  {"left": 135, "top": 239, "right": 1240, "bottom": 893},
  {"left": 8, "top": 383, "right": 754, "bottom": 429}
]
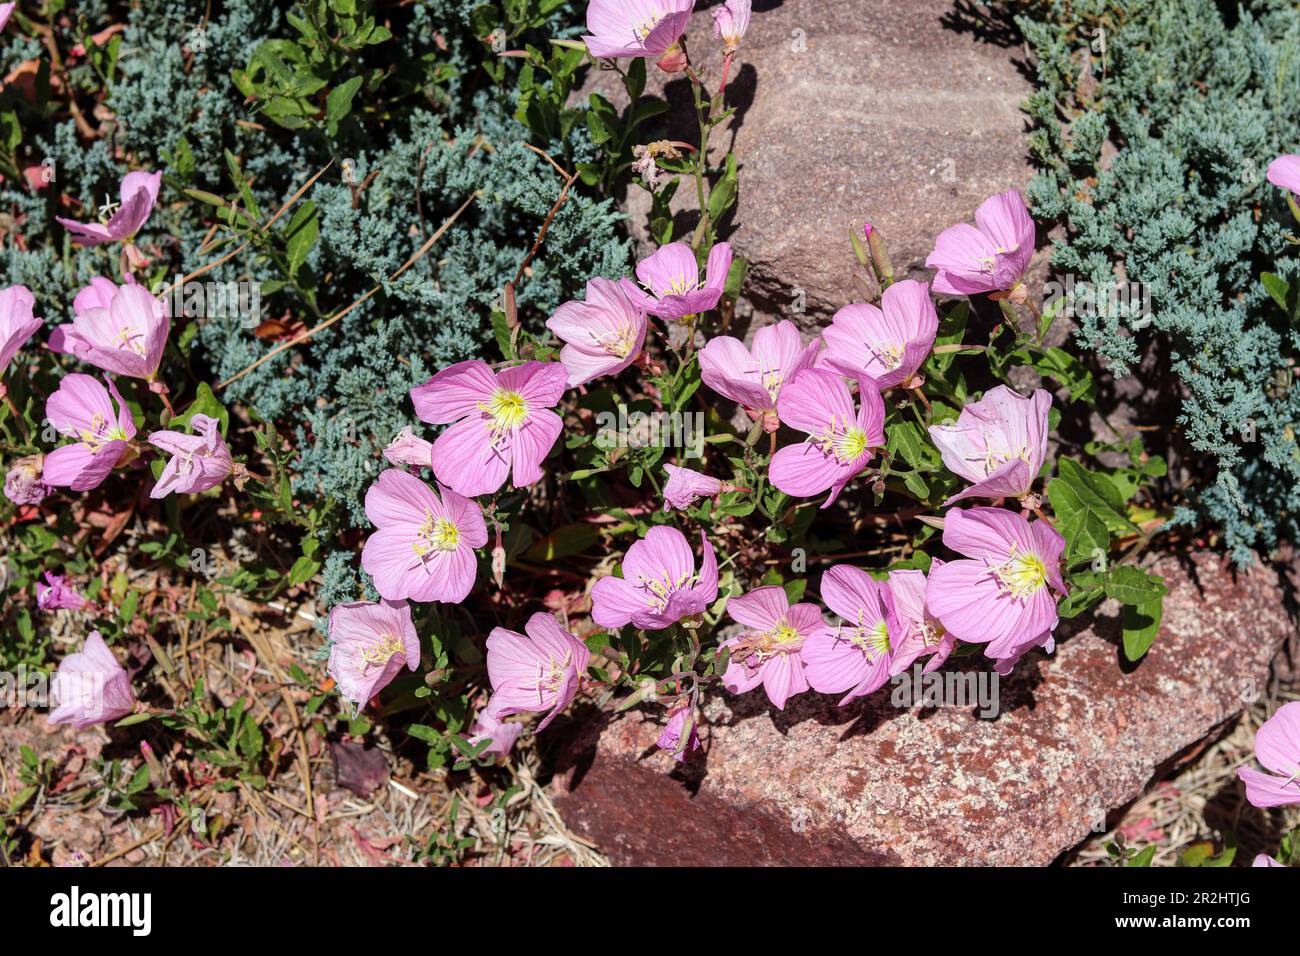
[
  {"left": 583, "top": 0, "right": 1039, "bottom": 326},
  {"left": 551, "top": 553, "right": 1296, "bottom": 865}
]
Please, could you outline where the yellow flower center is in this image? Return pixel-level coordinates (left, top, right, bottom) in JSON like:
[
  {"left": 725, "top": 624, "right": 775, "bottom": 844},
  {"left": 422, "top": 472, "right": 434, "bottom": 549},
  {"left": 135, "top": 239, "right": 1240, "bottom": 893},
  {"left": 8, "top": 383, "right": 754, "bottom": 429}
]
[
  {"left": 990, "top": 546, "right": 1047, "bottom": 600},
  {"left": 113, "top": 326, "right": 148, "bottom": 357},
  {"left": 815, "top": 414, "right": 871, "bottom": 464},
  {"left": 487, "top": 389, "right": 528, "bottom": 428},
  {"left": 413, "top": 513, "right": 461, "bottom": 559},
  {"left": 594, "top": 323, "right": 637, "bottom": 358},
  {"left": 360, "top": 633, "right": 405, "bottom": 668},
  {"left": 840, "top": 614, "right": 890, "bottom": 661},
  {"left": 869, "top": 341, "right": 904, "bottom": 370},
  {"left": 771, "top": 623, "right": 801, "bottom": 644}
]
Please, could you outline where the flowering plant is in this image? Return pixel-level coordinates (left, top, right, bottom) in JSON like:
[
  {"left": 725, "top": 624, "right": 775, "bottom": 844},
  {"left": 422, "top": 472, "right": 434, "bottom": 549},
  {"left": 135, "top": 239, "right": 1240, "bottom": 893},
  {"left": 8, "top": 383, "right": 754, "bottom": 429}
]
[{"left": 1, "top": 0, "right": 1253, "bottom": 869}]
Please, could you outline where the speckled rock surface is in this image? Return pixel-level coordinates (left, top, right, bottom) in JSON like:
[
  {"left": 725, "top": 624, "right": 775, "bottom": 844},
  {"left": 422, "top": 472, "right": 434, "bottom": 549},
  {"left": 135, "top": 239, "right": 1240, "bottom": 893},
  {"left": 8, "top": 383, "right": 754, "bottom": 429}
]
[
  {"left": 551, "top": 553, "right": 1297, "bottom": 865},
  {"left": 581, "top": 0, "right": 1041, "bottom": 327}
]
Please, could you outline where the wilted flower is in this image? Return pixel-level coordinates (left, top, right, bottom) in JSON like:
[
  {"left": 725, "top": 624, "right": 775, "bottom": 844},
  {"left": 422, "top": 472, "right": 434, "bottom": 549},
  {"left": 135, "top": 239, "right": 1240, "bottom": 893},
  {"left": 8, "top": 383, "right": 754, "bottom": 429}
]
[
  {"left": 4, "top": 455, "right": 50, "bottom": 505},
  {"left": 928, "top": 385, "right": 1051, "bottom": 504},
  {"left": 720, "top": 585, "right": 823, "bottom": 710},
  {"left": 327, "top": 599, "right": 421, "bottom": 715},
  {"left": 926, "top": 188, "right": 1035, "bottom": 300},
  {"left": 467, "top": 709, "right": 525, "bottom": 757},
  {"left": 0, "top": 284, "right": 42, "bottom": 383},
  {"left": 1267, "top": 154, "right": 1300, "bottom": 198},
  {"left": 887, "top": 563, "right": 955, "bottom": 674},
  {"left": 410, "top": 359, "right": 568, "bottom": 497},
  {"left": 713, "top": 0, "right": 751, "bottom": 51},
  {"left": 546, "top": 277, "right": 647, "bottom": 387},
  {"left": 925, "top": 507, "right": 1066, "bottom": 675},
  {"left": 147, "top": 414, "right": 233, "bottom": 499},
  {"left": 657, "top": 699, "right": 702, "bottom": 761},
  {"left": 819, "top": 279, "right": 939, "bottom": 389},
  {"left": 43, "top": 373, "right": 137, "bottom": 492},
  {"left": 802, "top": 565, "right": 896, "bottom": 705},
  {"left": 769, "top": 369, "right": 886, "bottom": 507},
  {"left": 699, "top": 319, "right": 821, "bottom": 431},
  {"left": 50, "top": 278, "right": 170, "bottom": 382},
  {"left": 582, "top": 0, "right": 694, "bottom": 70},
  {"left": 382, "top": 425, "right": 434, "bottom": 467},
  {"left": 361, "top": 469, "right": 488, "bottom": 604},
  {"left": 1237, "top": 701, "right": 1300, "bottom": 808},
  {"left": 37, "top": 572, "right": 88, "bottom": 611},
  {"left": 662, "top": 463, "right": 723, "bottom": 511},
  {"left": 485, "top": 612, "right": 591, "bottom": 731},
  {"left": 49, "top": 631, "right": 136, "bottom": 729},
  {"left": 55, "top": 170, "right": 162, "bottom": 247},
  {"left": 591, "top": 526, "right": 718, "bottom": 631},
  {"left": 623, "top": 241, "right": 733, "bottom": 322}
]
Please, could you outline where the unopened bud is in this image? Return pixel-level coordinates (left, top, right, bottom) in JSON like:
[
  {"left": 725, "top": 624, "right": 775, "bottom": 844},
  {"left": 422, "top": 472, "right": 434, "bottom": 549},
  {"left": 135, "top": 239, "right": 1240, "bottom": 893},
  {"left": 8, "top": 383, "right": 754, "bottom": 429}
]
[
  {"left": 866, "top": 225, "right": 894, "bottom": 285},
  {"left": 656, "top": 45, "right": 688, "bottom": 73}
]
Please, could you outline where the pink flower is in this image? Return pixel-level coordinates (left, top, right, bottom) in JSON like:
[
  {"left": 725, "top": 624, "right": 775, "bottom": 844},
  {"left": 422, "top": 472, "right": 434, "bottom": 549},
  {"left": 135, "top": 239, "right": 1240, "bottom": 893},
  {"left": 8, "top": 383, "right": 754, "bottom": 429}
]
[
  {"left": 801, "top": 565, "right": 895, "bottom": 705},
  {"left": 4, "top": 455, "right": 49, "bottom": 505},
  {"left": 698, "top": 319, "right": 821, "bottom": 431},
  {"left": 657, "top": 699, "right": 702, "bottom": 761},
  {"left": 37, "top": 572, "right": 88, "bottom": 611},
  {"left": 0, "top": 4, "right": 14, "bottom": 33},
  {"left": 926, "top": 188, "right": 1035, "bottom": 298},
  {"left": 928, "top": 385, "right": 1051, "bottom": 504},
  {"left": 819, "top": 279, "right": 939, "bottom": 389},
  {"left": 662, "top": 463, "right": 722, "bottom": 511},
  {"left": 1267, "top": 154, "right": 1300, "bottom": 198},
  {"left": 410, "top": 359, "right": 567, "bottom": 497},
  {"left": 326, "top": 599, "right": 421, "bottom": 714},
  {"left": 582, "top": 0, "right": 694, "bottom": 62},
  {"left": 887, "top": 563, "right": 955, "bottom": 674},
  {"left": 43, "top": 373, "right": 137, "bottom": 491},
  {"left": 546, "top": 277, "right": 647, "bottom": 387},
  {"left": 485, "top": 612, "right": 591, "bottom": 731},
  {"left": 712, "top": 0, "right": 751, "bottom": 50},
  {"left": 55, "top": 170, "right": 162, "bottom": 246},
  {"left": 1237, "top": 701, "right": 1300, "bottom": 808},
  {"left": 591, "top": 526, "right": 719, "bottom": 630},
  {"left": 1253, "top": 854, "right": 1285, "bottom": 868},
  {"left": 382, "top": 425, "right": 433, "bottom": 467},
  {"left": 147, "top": 414, "right": 233, "bottom": 499},
  {"left": 48, "top": 631, "right": 136, "bottom": 728},
  {"left": 50, "top": 279, "right": 170, "bottom": 381},
  {"left": 467, "top": 709, "right": 525, "bottom": 757},
  {"left": 361, "top": 469, "right": 488, "bottom": 604},
  {"left": 769, "top": 369, "right": 886, "bottom": 507},
  {"left": 0, "top": 284, "right": 42, "bottom": 380},
  {"left": 719, "top": 585, "right": 822, "bottom": 710},
  {"left": 925, "top": 507, "right": 1066, "bottom": 675},
  {"left": 623, "top": 241, "right": 733, "bottom": 322}
]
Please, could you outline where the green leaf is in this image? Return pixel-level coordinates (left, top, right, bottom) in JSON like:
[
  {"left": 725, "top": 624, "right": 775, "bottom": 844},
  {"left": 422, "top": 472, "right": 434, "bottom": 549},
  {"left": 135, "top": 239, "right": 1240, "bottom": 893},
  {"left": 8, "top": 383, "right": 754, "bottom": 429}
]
[
  {"left": 1121, "top": 595, "right": 1163, "bottom": 661},
  {"left": 288, "top": 555, "right": 322, "bottom": 586},
  {"left": 172, "top": 382, "right": 231, "bottom": 437},
  {"left": 1105, "top": 565, "right": 1168, "bottom": 606},
  {"left": 887, "top": 420, "right": 941, "bottom": 471},
  {"left": 1260, "top": 272, "right": 1293, "bottom": 315},
  {"left": 524, "top": 523, "right": 599, "bottom": 561},
  {"left": 1126, "top": 845, "right": 1157, "bottom": 867},
  {"left": 325, "top": 76, "right": 364, "bottom": 126},
  {"left": 1053, "top": 458, "right": 1139, "bottom": 535},
  {"left": 114, "top": 712, "right": 154, "bottom": 728},
  {"left": 284, "top": 200, "right": 320, "bottom": 277}
]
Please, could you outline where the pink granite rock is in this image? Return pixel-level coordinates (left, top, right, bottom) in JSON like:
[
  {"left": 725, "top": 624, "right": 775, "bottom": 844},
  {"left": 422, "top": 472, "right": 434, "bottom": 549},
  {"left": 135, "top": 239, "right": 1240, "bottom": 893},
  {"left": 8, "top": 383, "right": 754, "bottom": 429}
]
[
  {"left": 583, "top": 0, "right": 1042, "bottom": 327},
  {"left": 552, "top": 552, "right": 1294, "bottom": 865}
]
